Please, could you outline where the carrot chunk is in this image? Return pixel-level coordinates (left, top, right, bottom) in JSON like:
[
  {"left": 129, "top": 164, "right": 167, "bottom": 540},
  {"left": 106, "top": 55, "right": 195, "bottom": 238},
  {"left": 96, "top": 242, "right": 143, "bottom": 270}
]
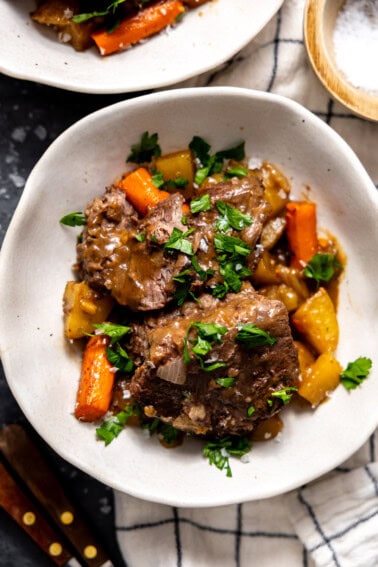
[
  {"left": 117, "top": 167, "right": 171, "bottom": 216},
  {"left": 285, "top": 201, "right": 318, "bottom": 269},
  {"left": 91, "top": 0, "right": 185, "bottom": 56},
  {"left": 74, "top": 335, "right": 115, "bottom": 422}
]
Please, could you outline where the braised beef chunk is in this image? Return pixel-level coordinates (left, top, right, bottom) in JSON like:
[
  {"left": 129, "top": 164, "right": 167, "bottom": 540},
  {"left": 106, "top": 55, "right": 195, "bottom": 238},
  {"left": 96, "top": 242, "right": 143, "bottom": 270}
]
[
  {"left": 78, "top": 189, "right": 189, "bottom": 311},
  {"left": 77, "top": 174, "right": 270, "bottom": 312},
  {"left": 129, "top": 283, "right": 299, "bottom": 437}
]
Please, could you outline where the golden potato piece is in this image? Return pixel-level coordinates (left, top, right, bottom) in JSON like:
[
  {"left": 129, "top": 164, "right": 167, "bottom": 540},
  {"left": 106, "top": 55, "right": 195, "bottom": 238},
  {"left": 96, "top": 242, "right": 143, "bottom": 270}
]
[
  {"left": 292, "top": 287, "right": 339, "bottom": 354},
  {"left": 251, "top": 415, "right": 283, "bottom": 441},
  {"left": 154, "top": 149, "right": 195, "bottom": 198},
  {"left": 63, "top": 281, "right": 114, "bottom": 339},
  {"left": 298, "top": 352, "right": 342, "bottom": 406}
]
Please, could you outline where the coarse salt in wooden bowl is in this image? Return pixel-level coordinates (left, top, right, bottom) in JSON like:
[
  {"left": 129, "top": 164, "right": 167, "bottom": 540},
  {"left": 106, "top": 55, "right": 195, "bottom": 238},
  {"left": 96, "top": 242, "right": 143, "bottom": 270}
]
[{"left": 304, "top": 0, "right": 378, "bottom": 121}]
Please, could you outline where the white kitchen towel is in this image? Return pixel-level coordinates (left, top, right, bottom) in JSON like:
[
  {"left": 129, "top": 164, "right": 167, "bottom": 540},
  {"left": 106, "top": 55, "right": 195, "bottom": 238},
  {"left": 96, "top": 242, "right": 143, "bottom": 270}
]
[{"left": 114, "top": 1, "right": 378, "bottom": 565}]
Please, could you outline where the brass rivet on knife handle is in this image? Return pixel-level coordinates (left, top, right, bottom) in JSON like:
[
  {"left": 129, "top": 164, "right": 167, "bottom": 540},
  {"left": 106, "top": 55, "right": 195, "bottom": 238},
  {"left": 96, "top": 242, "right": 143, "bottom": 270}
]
[
  {"left": 84, "top": 546, "right": 98, "bottom": 559},
  {"left": 0, "top": 425, "right": 111, "bottom": 567},
  {"left": 0, "top": 462, "right": 74, "bottom": 567}
]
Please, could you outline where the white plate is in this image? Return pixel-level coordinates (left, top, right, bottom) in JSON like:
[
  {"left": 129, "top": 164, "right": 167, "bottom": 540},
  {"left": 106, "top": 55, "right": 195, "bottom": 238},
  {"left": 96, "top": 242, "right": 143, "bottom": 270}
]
[
  {"left": 0, "top": 87, "right": 377, "bottom": 507},
  {"left": 0, "top": 0, "right": 283, "bottom": 94}
]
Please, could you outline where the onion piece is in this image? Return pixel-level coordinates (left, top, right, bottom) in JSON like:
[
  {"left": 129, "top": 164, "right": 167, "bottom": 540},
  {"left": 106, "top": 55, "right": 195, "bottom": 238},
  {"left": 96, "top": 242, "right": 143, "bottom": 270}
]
[{"left": 157, "top": 357, "right": 187, "bottom": 385}]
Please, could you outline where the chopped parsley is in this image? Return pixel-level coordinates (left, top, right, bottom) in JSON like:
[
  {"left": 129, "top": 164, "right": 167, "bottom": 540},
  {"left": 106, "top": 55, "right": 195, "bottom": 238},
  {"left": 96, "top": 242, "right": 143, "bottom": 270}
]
[
  {"left": 96, "top": 405, "right": 141, "bottom": 445},
  {"left": 189, "top": 136, "right": 245, "bottom": 185},
  {"left": 215, "top": 201, "right": 253, "bottom": 232},
  {"left": 190, "top": 194, "right": 211, "bottom": 214},
  {"left": 216, "top": 377, "right": 236, "bottom": 388},
  {"left": 135, "top": 233, "right": 146, "bottom": 242},
  {"left": 340, "top": 357, "right": 373, "bottom": 390},
  {"left": 160, "top": 423, "right": 180, "bottom": 445},
  {"left": 126, "top": 131, "right": 161, "bottom": 164},
  {"left": 173, "top": 269, "right": 196, "bottom": 306},
  {"left": 225, "top": 165, "right": 249, "bottom": 179},
  {"left": 183, "top": 322, "right": 228, "bottom": 372},
  {"left": 164, "top": 227, "right": 195, "bottom": 256},
  {"left": 203, "top": 436, "right": 251, "bottom": 477},
  {"left": 303, "top": 253, "right": 342, "bottom": 285},
  {"left": 93, "top": 322, "right": 134, "bottom": 372},
  {"left": 235, "top": 324, "right": 277, "bottom": 348},
  {"left": 247, "top": 405, "right": 255, "bottom": 417},
  {"left": 214, "top": 233, "right": 251, "bottom": 257},
  {"left": 270, "top": 387, "right": 298, "bottom": 405},
  {"left": 60, "top": 211, "right": 86, "bottom": 227}
]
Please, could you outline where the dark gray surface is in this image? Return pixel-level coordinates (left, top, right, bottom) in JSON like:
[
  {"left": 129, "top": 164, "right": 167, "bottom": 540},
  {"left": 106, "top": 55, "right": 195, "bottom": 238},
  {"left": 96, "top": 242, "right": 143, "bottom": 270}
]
[{"left": 0, "top": 72, "right": 147, "bottom": 567}]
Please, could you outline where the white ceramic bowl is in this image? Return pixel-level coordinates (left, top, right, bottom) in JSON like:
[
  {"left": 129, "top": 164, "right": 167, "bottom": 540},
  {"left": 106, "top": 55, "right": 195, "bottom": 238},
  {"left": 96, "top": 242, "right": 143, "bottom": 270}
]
[
  {"left": 0, "top": 87, "right": 377, "bottom": 507},
  {"left": 0, "top": 0, "right": 283, "bottom": 94}
]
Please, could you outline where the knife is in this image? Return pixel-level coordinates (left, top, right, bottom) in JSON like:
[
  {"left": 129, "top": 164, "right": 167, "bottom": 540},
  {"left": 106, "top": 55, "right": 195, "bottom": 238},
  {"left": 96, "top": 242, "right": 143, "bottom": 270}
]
[
  {"left": 0, "top": 460, "right": 83, "bottom": 566},
  {"left": 0, "top": 424, "right": 113, "bottom": 567}
]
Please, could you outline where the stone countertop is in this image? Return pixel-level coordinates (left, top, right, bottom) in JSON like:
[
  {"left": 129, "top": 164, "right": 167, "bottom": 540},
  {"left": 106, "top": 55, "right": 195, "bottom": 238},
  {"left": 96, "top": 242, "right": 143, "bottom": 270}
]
[{"left": 0, "top": 72, "right": 144, "bottom": 567}]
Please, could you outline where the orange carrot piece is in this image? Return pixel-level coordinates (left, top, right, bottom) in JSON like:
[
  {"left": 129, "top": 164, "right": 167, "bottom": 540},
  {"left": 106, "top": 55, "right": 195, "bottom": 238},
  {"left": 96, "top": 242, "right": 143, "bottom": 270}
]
[
  {"left": 74, "top": 335, "right": 115, "bottom": 422},
  {"left": 285, "top": 201, "right": 318, "bottom": 269},
  {"left": 117, "top": 167, "right": 171, "bottom": 216},
  {"left": 92, "top": 0, "right": 185, "bottom": 56}
]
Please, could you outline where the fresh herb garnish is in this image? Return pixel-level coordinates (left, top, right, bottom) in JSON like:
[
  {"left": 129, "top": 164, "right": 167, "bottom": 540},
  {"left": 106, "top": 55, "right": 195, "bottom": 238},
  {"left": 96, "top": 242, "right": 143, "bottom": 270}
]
[
  {"left": 215, "top": 201, "right": 253, "bottom": 232},
  {"left": 247, "top": 405, "right": 255, "bottom": 417},
  {"left": 127, "top": 131, "right": 161, "bottom": 163},
  {"left": 214, "top": 233, "right": 251, "bottom": 257},
  {"left": 216, "top": 377, "right": 236, "bottom": 387},
  {"left": 164, "top": 227, "right": 195, "bottom": 256},
  {"left": 303, "top": 253, "right": 342, "bottom": 285},
  {"left": 93, "top": 322, "right": 131, "bottom": 345},
  {"left": 270, "top": 387, "right": 298, "bottom": 405},
  {"left": 151, "top": 171, "right": 165, "bottom": 188},
  {"left": 190, "top": 194, "right": 211, "bottom": 214},
  {"left": 164, "top": 177, "right": 189, "bottom": 189},
  {"left": 340, "top": 357, "right": 373, "bottom": 390},
  {"left": 189, "top": 136, "right": 245, "bottom": 185},
  {"left": 93, "top": 322, "right": 134, "bottom": 372},
  {"left": 235, "top": 324, "right": 277, "bottom": 348},
  {"left": 160, "top": 423, "right": 180, "bottom": 445},
  {"left": 225, "top": 165, "right": 249, "bottom": 178},
  {"left": 135, "top": 233, "right": 146, "bottom": 242},
  {"left": 96, "top": 405, "right": 141, "bottom": 445},
  {"left": 60, "top": 211, "right": 86, "bottom": 227},
  {"left": 203, "top": 436, "right": 251, "bottom": 477},
  {"left": 183, "top": 322, "right": 228, "bottom": 372},
  {"left": 173, "top": 269, "right": 196, "bottom": 305}
]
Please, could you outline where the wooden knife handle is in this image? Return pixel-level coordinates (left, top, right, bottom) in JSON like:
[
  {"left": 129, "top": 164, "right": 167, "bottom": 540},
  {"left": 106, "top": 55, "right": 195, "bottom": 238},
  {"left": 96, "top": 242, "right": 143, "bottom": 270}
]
[
  {"left": 0, "top": 461, "right": 74, "bottom": 566},
  {"left": 0, "top": 425, "right": 111, "bottom": 567}
]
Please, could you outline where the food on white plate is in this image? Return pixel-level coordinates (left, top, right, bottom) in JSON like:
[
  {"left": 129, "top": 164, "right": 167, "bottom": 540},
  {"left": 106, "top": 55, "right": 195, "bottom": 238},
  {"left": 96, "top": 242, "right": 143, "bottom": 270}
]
[
  {"left": 32, "top": 0, "right": 211, "bottom": 55},
  {"left": 61, "top": 132, "right": 372, "bottom": 476}
]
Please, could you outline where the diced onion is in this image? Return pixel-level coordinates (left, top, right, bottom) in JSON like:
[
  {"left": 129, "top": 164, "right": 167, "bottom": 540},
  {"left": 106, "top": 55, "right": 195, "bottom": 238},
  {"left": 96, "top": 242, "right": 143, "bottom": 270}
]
[{"left": 157, "top": 357, "right": 187, "bottom": 384}]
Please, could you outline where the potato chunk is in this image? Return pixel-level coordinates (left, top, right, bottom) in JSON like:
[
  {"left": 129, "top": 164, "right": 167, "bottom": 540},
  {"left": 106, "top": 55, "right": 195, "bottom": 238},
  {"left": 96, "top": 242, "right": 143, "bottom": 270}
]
[
  {"left": 63, "top": 281, "right": 114, "bottom": 339},
  {"left": 154, "top": 149, "right": 195, "bottom": 198},
  {"left": 292, "top": 287, "right": 339, "bottom": 354},
  {"left": 298, "top": 353, "right": 342, "bottom": 406}
]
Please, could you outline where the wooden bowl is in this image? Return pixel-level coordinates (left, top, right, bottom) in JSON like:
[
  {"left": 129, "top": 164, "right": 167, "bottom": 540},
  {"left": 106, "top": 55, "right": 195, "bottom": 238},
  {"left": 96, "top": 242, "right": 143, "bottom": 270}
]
[{"left": 304, "top": 0, "right": 378, "bottom": 121}]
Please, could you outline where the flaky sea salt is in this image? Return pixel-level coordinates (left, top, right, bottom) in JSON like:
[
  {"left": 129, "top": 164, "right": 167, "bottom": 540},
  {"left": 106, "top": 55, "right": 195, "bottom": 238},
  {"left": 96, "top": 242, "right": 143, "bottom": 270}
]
[{"left": 333, "top": 0, "right": 378, "bottom": 95}]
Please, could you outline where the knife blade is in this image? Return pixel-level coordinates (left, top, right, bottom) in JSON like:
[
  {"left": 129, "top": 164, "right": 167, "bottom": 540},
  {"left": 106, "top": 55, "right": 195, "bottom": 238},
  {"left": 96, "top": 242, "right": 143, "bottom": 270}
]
[{"left": 0, "top": 424, "right": 114, "bottom": 567}]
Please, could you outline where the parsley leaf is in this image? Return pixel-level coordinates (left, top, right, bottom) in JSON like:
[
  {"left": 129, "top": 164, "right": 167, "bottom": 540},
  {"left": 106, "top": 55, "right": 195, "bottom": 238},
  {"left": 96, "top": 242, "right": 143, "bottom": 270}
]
[
  {"left": 189, "top": 136, "right": 245, "bottom": 185},
  {"left": 340, "top": 357, "right": 373, "bottom": 390},
  {"left": 270, "top": 387, "right": 298, "bottom": 404},
  {"left": 160, "top": 423, "right": 180, "bottom": 445},
  {"left": 183, "top": 322, "right": 228, "bottom": 371},
  {"left": 96, "top": 405, "right": 141, "bottom": 445},
  {"left": 106, "top": 343, "right": 134, "bottom": 373},
  {"left": 203, "top": 436, "right": 251, "bottom": 477},
  {"left": 235, "top": 324, "right": 277, "bottom": 348},
  {"left": 127, "top": 131, "right": 161, "bottom": 163},
  {"left": 93, "top": 322, "right": 131, "bottom": 345},
  {"left": 164, "top": 227, "right": 195, "bottom": 256},
  {"left": 247, "top": 405, "right": 255, "bottom": 417},
  {"left": 72, "top": 0, "right": 128, "bottom": 23},
  {"left": 190, "top": 194, "right": 211, "bottom": 214},
  {"left": 303, "top": 253, "right": 342, "bottom": 284},
  {"left": 60, "top": 211, "right": 86, "bottom": 227},
  {"left": 216, "top": 377, "right": 236, "bottom": 387},
  {"left": 214, "top": 233, "right": 251, "bottom": 257},
  {"left": 215, "top": 201, "right": 253, "bottom": 232},
  {"left": 225, "top": 165, "right": 249, "bottom": 178}
]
